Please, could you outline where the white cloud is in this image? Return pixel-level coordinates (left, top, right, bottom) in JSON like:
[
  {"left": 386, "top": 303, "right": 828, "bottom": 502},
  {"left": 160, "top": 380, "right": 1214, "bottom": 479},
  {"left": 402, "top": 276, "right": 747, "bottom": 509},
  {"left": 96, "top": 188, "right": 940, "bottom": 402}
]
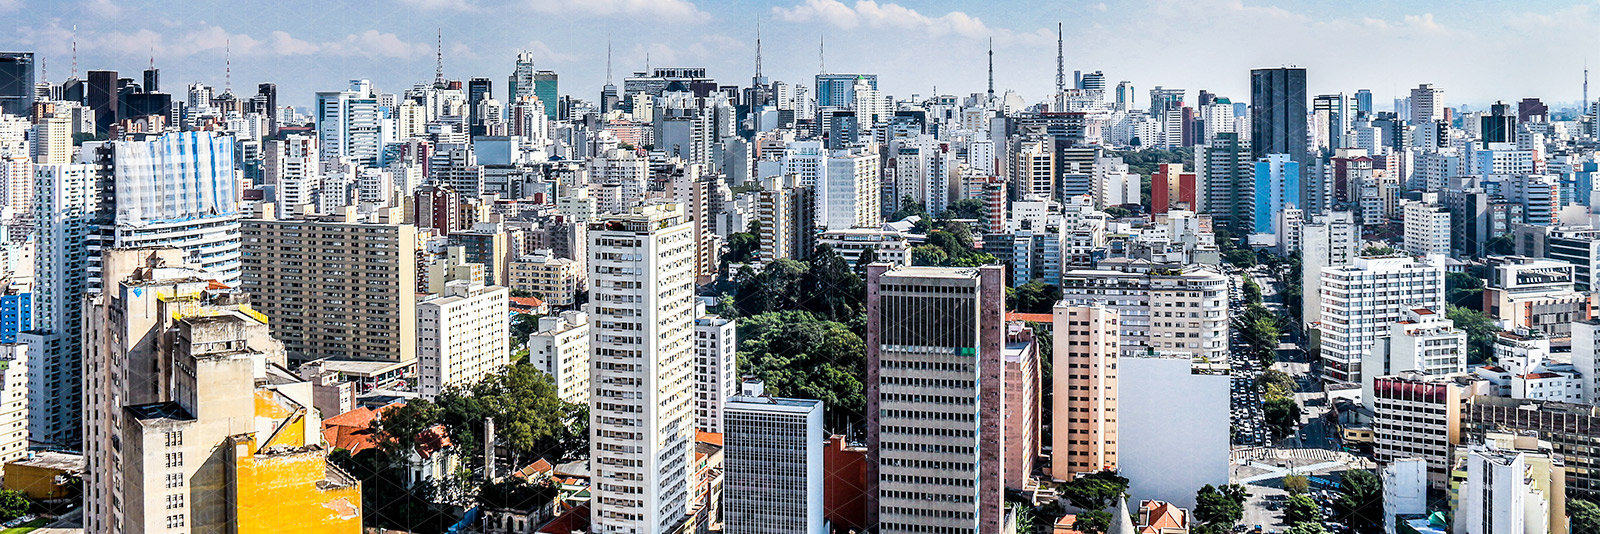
[
  {"left": 773, "top": 0, "right": 1050, "bottom": 46},
  {"left": 268, "top": 31, "right": 320, "bottom": 56},
  {"left": 323, "top": 30, "right": 433, "bottom": 59},
  {"left": 400, "top": 0, "right": 476, "bottom": 11},
  {"left": 520, "top": 40, "right": 578, "bottom": 64},
  {"left": 83, "top": 0, "right": 123, "bottom": 18},
  {"left": 523, "top": 0, "right": 707, "bottom": 23}
]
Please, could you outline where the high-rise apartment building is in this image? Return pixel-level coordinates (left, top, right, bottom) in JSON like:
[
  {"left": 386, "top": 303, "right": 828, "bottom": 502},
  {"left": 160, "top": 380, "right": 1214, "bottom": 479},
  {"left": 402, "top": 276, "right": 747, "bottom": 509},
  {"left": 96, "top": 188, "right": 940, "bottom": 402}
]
[
  {"left": 1059, "top": 261, "right": 1229, "bottom": 362},
  {"left": 529, "top": 310, "right": 590, "bottom": 405},
  {"left": 1367, "top": 372, "right": 1481, "bottom": 488},
  {"left": 1318, "top": 255, "right": 1445, "bottom": 384},
  {"left": 722, "top": 379, "right": 825, "bottom": 534},
  {"left": 1252, "top": 154, "right": 1300, "bottom": 235},
  {"left": 693, "top": 309, "right": 736, "bottom": 434},
  {"left": 1409, "top": 84, "right": 1443, "bottom": 124},
  {"left": 1456, "top": 433, "right": 1567, "bottom": 534},
  {"left": 754, "top": 174, "right": 816, "bottom": 265},
  {"left": 1051, "top": 304, "right": 1118, "bottom": 480},
  {"left": 588, "top": 203, "right": 698, "bottom": 534},
  {"left": 1003, "top": 324, "right": 1040, "bottom": 491},
  {"left": 1403, "top": 200, "right": 1451, "bottom": 257},
  {"left": 24, "top": 163, "right": 97, "bottom": 445},
  {"left": 1151, "top": 163, "right": 1195, "bottom": 214},
  {"left": 416, "top": 280, "right": 509, "bottom": 398},
  {"left": 1363, "top": 308, "right": 1467, "bottom": 397},
  {"left": 1011, "top": 137, "right": 1055, "bottom": 201},
  {"left": 1197, "top": 132, "right": 1253, "bottom": 233},
  {"left": 866, "top": 264, "right": 1006, "bottom": 534},
  {"left": 1249, "top": 67, "right": 1307, "bottom": 201},
  {"left": 240, "top": 204, "right": 418, "bottom": 364},
  {"left": 107, "top": 131, "right": 243, "bottom": 286},
  {"left": 265, "top": 134, "right": 319, "bottom": 210}
]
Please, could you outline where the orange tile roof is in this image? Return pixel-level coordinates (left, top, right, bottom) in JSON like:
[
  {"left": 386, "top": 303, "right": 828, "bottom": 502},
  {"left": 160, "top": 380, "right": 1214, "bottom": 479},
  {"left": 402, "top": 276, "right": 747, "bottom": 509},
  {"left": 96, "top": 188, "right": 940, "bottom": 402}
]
[
  {"left": 696, "top": 430, "right": 723, "bottom": 447},
  {"left": 322, "top": 406, "right": 388, "bottom": 455},
  {"left": 1138, "top": 500, "right": 1188, "bottom": 534},
  {"left": 510, "top": 296, "right": 545, "bottom": 309},
  {"left": 1007, "top": 312, "right": 1053, "bottom": 323}
]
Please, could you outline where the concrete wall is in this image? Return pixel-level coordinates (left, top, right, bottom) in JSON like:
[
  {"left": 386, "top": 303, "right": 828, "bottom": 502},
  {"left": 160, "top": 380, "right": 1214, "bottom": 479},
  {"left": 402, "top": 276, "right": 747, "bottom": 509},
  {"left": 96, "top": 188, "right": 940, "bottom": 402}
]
[{"left": 1117, "top": 356, "right": 1230, "bottom": 508}]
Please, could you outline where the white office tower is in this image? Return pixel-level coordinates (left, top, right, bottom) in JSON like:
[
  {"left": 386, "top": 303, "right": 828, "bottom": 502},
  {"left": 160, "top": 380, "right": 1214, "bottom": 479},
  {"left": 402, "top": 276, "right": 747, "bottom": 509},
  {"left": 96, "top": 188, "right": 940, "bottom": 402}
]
[
  {"left": 25, "top": 163, "right": 97, "bottom": 445},
  {"left": 722, "top": 379, "right": 825, "bottom": 534},
  {"left": 109, "top": 131, "right": 243, "bottom": 286},
  {"left": 0, "top": 154, "right": 31, "bottom": 221},
  {"left": 416, "top": 280, "right": 510, "bottom": 399},
  {"left": 315, "top": 79, "right": 384, "bottom": 167},
  {"left": 265, "top": 134, "right": 319, "bottom": 210},
  {"left": 30, "top": 113, "right": 70, "bottom": 165},
  {"left": 1318, "top": 255, "right": 1445, "bottom": 384},
  {"left": 590, "top": 148, "right": 648, "bottom": 212},
  {"left": 1455, "top": 435, "right": 1566, "bottom": 534},
  {"left": 1382, "top": 458, "right": 1428, "bottom": 534},
  {"left": 892, "top": 136, "right": 954, "bottom": 215},
  {"left": 779, "top": 141, "right": 881, "bottom": 230},
  {"left": 1299, "top": 210, "right": 1361, "bottom": 326},
  {"left": 530, "top": 310, "right": 591, "bottom": 405},
  {"left": 693, "top": 307, "right": 736, "bottom": 433},
  {"left": 1403, "top": 200, "right": 1451, "bottom": 257},
  {"left": 588, "top": 204, "right": 697, "bottom": 534},
  {"left": 1362, "top": 308, "right": 1467, "bottom": 404},
  {"left": 1572, "top": 321, "right": 1600, "bottom": 406}
]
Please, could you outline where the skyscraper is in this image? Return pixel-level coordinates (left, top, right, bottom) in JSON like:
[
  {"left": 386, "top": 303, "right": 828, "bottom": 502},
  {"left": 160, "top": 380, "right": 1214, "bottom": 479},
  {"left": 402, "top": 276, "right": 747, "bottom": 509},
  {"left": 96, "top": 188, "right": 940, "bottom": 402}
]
[
  {"left": 508, "top": 50, "right": 535, "bottom": 103},
  {"left": 314, "top": 80, "right": 383, "bottom": 166},
  {"left": 87, "top": 70, "right": 118, "bottom": 136},
  {"left": 534, "top": 71, "right": 558, "bottom": 120},
  {"left": 240, "top": 204, "right": 418, "bottom": 364},
  {"left": 0, "top": 53, "right": 34, "bottom": 117},
  {"left": 23, "top": 163, "right": 97, "bottom": 445},
  {"left": 1198, "top": 132, "right": 1254, "bottom": 233},
  {"left": 1249, "top": 67, "right": 1307, "bottom": 201},
  {"left": 815, "top": 73, "right": 877, "bottom": 108},
  {"left": 1410, "top": 84, "right": 1443, "bottom": 123},
  {"left": 866, "top": 263, "right": 1006, "bottom": 534},
  {"left": 468, "top": 77, "right": 493, "bottom": 137},
  {"left": 1051, "top": 303, "right": 1119, "bottom": 480},
  {"left": 106, "top": 131, "right": 243, "bottom": 285},
  {"left": 588, "top": 203, "right": 697, "bottom": 534},
  {"left": 1253, "top": 153, "right": 1300, "bottom": 235}
]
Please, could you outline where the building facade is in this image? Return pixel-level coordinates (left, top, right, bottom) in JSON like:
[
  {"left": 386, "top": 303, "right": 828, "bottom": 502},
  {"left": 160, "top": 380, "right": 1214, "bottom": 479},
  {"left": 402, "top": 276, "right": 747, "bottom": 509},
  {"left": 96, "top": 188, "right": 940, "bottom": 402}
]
[
  {"left": 721, "top": 380, "right": 825, "bottom": 534},
  {"left": 417, "top": 281, "right": 509, "bottom": 398}
]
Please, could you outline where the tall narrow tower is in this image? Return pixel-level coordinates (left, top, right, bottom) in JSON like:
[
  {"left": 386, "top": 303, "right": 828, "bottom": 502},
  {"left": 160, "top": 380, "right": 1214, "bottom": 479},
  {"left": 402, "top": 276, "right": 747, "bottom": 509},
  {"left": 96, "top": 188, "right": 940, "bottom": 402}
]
[
  {"left": 987, "top": 37, "right": 995, "bottom": 101},
  {"left": 588, "top": 204, "right": 698, "bottom": 534},
  {"left": 1056, "top": 22, "right": 1066, "bottom": 95},
  {"left": 434, "top": 28, "right": 445, "bottom": 88},
  {"left": 754, "top": 19, "right": 765, "bottom": 86}
]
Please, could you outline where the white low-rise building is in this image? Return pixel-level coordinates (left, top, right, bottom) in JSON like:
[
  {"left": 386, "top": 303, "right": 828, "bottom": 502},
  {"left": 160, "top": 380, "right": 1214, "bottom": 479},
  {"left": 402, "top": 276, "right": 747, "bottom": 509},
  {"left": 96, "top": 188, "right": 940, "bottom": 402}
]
[{"left": 818, "top": 228, "right": 912, "bottom": 267}]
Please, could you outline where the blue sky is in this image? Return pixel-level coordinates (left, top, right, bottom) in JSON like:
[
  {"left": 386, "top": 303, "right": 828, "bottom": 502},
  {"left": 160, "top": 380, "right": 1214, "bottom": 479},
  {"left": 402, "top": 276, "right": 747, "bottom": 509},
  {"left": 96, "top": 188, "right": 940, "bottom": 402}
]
[{"left": 10, "top": 0, "right": 1600, "bottom": 111}]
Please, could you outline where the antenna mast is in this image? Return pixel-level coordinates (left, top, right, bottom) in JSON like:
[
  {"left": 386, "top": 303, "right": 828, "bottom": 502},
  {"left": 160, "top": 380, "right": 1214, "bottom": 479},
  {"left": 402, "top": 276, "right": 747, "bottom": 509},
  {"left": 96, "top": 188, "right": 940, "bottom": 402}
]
[
  {"left": 1056, "top": 22, "right": 1065, "bottom": 95},
  {"left": 987, "top": 37, "right": 995, "bottom": 101},
  {"left": 434, "top": 29, "right": 445, "bottom": 87}
]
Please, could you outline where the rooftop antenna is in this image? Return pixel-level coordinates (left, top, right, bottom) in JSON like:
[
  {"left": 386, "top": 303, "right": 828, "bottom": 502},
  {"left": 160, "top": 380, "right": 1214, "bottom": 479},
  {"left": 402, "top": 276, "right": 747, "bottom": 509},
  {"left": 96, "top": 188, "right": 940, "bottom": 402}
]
[
  {"left": 819, "top": 35, "right": 825, "bottom": 75},
  {"left": 987, "top": 37, "right": 995, "bottom": 101},
  {"left": 645, "top": 52, "right": 651, "bottom": 75},
  {"left": 224, "top": 38, "right": 231, "bottom": 93},
  {"left": 605, "top": 35, "right": 613, "bottom": 85},
  {"left": 1055, "top": 22, "right": 1065, "bottom": 95},
  {"left": 754, "top": 18, "right": 763, "bottom": 82},
  {"left": 1585, "top": 58, "right": 1590, "bottom": 113},
  {"left": 70, "top": 25, "right": 77, "bottom": 78},
  {"left": 434, "top": 29, "right": 445, "bottom": 88}
]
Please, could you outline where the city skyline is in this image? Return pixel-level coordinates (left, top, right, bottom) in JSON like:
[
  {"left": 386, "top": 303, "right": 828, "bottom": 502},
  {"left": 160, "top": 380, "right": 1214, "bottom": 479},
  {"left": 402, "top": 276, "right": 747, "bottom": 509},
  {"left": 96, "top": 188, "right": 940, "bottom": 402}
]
[{"left": 12, "top": 0, "right": 1600, "bottom": 110}]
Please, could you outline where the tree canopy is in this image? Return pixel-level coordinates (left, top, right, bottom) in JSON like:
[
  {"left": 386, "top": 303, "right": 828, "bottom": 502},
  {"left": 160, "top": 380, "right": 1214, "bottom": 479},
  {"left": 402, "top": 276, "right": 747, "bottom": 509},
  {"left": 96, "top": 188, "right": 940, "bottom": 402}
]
[
  {"left": 1571, "top": 498, "right": 1600, "bottom": 534},
  {"left": 1446, "top": 305, "right": 1499, "bottom": 365},
  {"left": 737, "top": 311, "right": 867, "bottom": 431},
  {"left": 1331, "top": 469, "right": 1383, "bottom": 534},
  {"left": 1193, "top": 483, "right": 1248, "bottom": 531}
]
